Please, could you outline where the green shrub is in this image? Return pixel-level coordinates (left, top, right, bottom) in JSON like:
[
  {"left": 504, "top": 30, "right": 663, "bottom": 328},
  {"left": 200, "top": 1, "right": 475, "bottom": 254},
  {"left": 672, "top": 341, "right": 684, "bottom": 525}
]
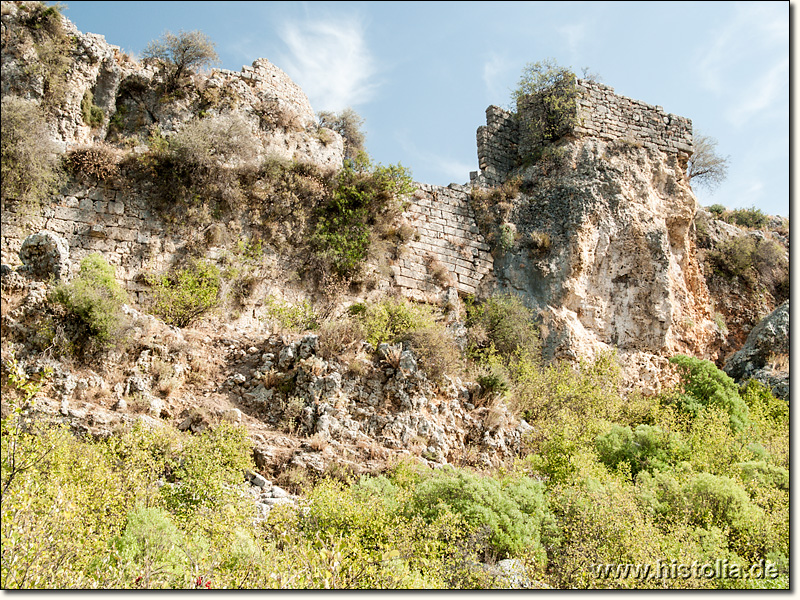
[
  {"left": 669, "top": 355, "right": 749, "bottom": 432},
  {"left": 114, "top": 506, "right": 187, "bottom": 588},
  {"left": 466, "top": 293, "right": 540, "bottom": 361},
  {"left": 80, "top": 90, "right": 105, "bottom": 128},
  {"left": 1, "top": 96, "right": 62, "bottom": 211},
  {"left": 728, "top": 207, "right": 769, "bottom": 229},
  {"left": 513, "top": 58, "right": 578, "bottom": 147},
  {"left": 595, "top": 424, "right": 683, "bottom": 476},
  {"left": 401, "top": 325, "right": 463, "bottom": 383},
  {"left": 707, "top": 203, "right": 726, "bottom": 216},
  {"left": 353, "top": 296, "right": 435, "bottom": 347},
  {"left": 262, "top": 296, "right": 319, "bottom": 332},
  {"left": 312, "top": 156, "right": 414, "bottom": 279},
  {"left": 50, "top": 253, "right": 128, "bottom": 347},
  {"left": 147, "top": 259, "right": 221, "bottom": 327},
  {"left": 410, "top": 467, "right": 549, "bottom": 561}
]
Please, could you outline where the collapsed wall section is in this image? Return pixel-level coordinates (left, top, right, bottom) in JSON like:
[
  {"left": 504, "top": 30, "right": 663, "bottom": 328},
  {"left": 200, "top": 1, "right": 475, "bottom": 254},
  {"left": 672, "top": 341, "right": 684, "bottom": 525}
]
[{"left": 393, "top": 183, "right": 493, "bottom": 300}]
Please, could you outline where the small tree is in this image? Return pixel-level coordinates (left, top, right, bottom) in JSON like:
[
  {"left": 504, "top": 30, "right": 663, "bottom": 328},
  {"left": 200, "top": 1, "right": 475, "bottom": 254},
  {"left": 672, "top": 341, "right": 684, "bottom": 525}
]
[
  {"left": 318, "top": 108, "right": 366, "bottom": 160},
  {"left": 142, "top": 30, "right": 219, "bottom": 92},
  {"left": 687, "top": 133, "right": 729, "bottom": 192},
  {"left": 512, "top": 58, "right": 578, "bottom": 145}
]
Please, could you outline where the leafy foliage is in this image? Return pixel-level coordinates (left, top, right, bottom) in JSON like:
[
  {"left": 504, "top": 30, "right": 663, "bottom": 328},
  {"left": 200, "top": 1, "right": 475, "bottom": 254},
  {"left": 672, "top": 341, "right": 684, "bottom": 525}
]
[
  {"left": 142, "top": 30, "right": 219, "bottom": 92},
  {"left": 668, "top": 354, "right": 749, "bottom": 432},
  {"left": 312, "top": 155, "right": 414, "bottom": 279},
  {"left": 147, "top": 260, "right": 221, "bottom": 327},
  {"left": 513, "top": 59, "right": 578, "bottom": 150},
  {"left": 50, "top": 253, "right": 129, "bottom": 347}
]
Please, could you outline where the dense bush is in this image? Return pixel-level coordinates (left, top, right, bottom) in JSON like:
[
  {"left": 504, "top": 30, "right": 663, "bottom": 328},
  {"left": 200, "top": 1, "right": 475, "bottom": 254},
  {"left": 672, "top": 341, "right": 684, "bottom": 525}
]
[
  {"left": 513, "top": 58, "right": 578, "bottom": 147},
  {"left": 410, "top": 468, "right": 550, "bottom": 561},
  {"left": 668, "top": 355, "right": 749, "bottom": 432},
  {"left": 312, "top": 156, "right": 414, "bottom": 279},
  {"left": 50, "top": 253, "right": 129, "bottom": 348},
  {"left": 466, "top": 293, "right": 540, "bottom": 360},
  {"left": 147, "top": 259, "right": 221, "bottom": 327},
  {"left": 595, "top": 424, "right": 683, "bottom": 476}
]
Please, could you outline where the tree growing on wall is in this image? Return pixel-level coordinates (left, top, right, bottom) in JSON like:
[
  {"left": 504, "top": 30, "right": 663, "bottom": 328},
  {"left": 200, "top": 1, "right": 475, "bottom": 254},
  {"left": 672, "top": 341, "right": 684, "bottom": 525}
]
[
  {"left": 512, "top": 58, "right": 578, "bottom": 145},
  {"left": 142, "top": 30, "right": 219, "bottom": 92},
  {"left": 687, "top": 133, "right": 729, "bottom": 192}
]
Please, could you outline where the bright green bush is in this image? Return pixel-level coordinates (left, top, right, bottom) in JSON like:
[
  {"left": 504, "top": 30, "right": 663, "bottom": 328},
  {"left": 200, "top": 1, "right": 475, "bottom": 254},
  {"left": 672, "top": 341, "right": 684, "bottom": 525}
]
[
  {"left": 114, "top": 506, "right": 187, "bottom": 588},
  {"left": 263, "top": 296, "right": 319, "bottom": 332},
  {"left": 352, "top": 296, "right": 435, "bottom": 347},
  {"left": 595, "top": 424, "right": 683, "bottom": 476},
  {"left": 409, "top": 467, "right": 549, "bottom": 561},
  {"left": 312, "top": 156, "right": 414, "bottom": 279},
  {"left": 51, "top": 253, "right": 128, "bottom": 347},
  {"left": 147, "top": 259, "right": 221, "bottom": 327},
  {"left": 669, "top": 355, "right": 749, "bottom": 432}
]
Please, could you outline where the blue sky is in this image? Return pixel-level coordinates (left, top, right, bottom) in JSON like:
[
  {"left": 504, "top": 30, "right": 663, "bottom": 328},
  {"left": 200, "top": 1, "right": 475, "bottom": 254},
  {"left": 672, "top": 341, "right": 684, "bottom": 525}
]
[{"left": 60, "top": 1, "right": 789, "bottom": 216}]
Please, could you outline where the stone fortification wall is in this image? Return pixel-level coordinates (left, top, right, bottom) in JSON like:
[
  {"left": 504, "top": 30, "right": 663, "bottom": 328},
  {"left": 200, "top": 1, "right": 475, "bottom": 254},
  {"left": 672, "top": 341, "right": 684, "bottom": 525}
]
[
  {"left": 475, "top": 106, "right": 518, "bottom": 188},
  {"left": 473, "top": 79, "right": 694, "bottom": 186},
  {"left": 572, "top": 80, "right": 693, "bottom": 158},
  {"left": 2, "top": 183, "right": 186, "bottom": 304},
  {"left": 393, "top": 183, "right": 493, "bottom": 299},
  {"left": 2, "top": 180, "right": 494, "bottom": 304}
]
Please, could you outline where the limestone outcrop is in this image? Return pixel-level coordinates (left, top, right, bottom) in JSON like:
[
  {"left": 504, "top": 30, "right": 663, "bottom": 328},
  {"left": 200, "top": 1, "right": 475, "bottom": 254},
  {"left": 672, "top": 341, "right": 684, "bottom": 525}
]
[{"left": 724, "top": 301, "right": 789, "bottom": 400}]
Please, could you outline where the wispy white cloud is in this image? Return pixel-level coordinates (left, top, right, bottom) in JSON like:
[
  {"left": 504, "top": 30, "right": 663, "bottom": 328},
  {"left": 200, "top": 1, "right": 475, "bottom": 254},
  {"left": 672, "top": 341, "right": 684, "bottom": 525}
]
[
  {"left": 482, "top": 53, "right": 511, "bottom": 102},
  {"left": 694, "top": 3, "right": 787, "bottom": 126},
  {"left": 557, "top": 22, "right": 587, "bottom": 61},
  {"left": 725, "top": 56, "right": 788, "bottom": 123},
  {"left": 278, "top": 16, "right": 378, "bottom": 111}
]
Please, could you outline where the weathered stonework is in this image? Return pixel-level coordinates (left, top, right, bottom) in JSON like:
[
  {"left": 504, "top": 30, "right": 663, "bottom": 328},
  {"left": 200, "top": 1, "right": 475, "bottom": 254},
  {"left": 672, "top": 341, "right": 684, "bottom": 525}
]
[
  {"left": 473, "top": 79, "right": 694, "bottom": 186},
  {"left": 394, "top": 183, "right": 494, "bottom": 300}
]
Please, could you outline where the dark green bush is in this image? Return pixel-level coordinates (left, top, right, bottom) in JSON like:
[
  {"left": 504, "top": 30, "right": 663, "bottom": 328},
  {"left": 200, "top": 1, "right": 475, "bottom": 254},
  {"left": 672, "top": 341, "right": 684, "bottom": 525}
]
[
  {"left": 50, "top": 253, "right": 128, "bottom": 346},
  {"left": 147, "top": 259, "right": 221, "bottom": 327},
  {"left": 669, "top": 354, "right": 749, "bottom": 432}
]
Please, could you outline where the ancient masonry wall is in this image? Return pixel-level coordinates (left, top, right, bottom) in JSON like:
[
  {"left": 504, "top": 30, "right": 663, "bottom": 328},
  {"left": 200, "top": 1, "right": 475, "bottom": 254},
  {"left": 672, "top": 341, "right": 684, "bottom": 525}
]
[
  {"left": 1, "top": 183, "right": 186, "bottom": 304},
  {"left": 475, "top": 106, "right": 518, "bottom": 188},
  {"left": 1, "top": 181, "right": 494, "bottom": 303},
  {"left": 394, "top": 183, "right": 493, "bottom": 299},
  {"left": 473, "top": 79, "right": 694, "bottom": 186}
]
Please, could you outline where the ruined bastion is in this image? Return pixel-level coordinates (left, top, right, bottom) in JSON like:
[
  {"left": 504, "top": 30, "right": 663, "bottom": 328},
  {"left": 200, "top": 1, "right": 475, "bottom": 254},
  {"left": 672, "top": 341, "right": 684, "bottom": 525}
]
[{"left": 473, "top": 79, "right": 694, "bottom": 187}]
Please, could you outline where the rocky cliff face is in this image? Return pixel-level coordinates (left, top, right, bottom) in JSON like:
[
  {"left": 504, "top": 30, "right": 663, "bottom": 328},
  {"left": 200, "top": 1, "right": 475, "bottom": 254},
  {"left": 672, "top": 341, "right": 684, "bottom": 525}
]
[
  {"left": 473, "top": 138, "right": 719, "bottom": 390},
  {"left": 0, "top": 1, "right": 343, "bottom": 165}
]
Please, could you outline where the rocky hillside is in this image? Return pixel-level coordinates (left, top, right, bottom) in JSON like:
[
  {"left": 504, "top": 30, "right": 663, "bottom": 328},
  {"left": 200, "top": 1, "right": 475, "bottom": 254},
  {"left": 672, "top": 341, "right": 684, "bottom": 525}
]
[{"left": 0, "top": 2, "right": 789, "bottom": 590}]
